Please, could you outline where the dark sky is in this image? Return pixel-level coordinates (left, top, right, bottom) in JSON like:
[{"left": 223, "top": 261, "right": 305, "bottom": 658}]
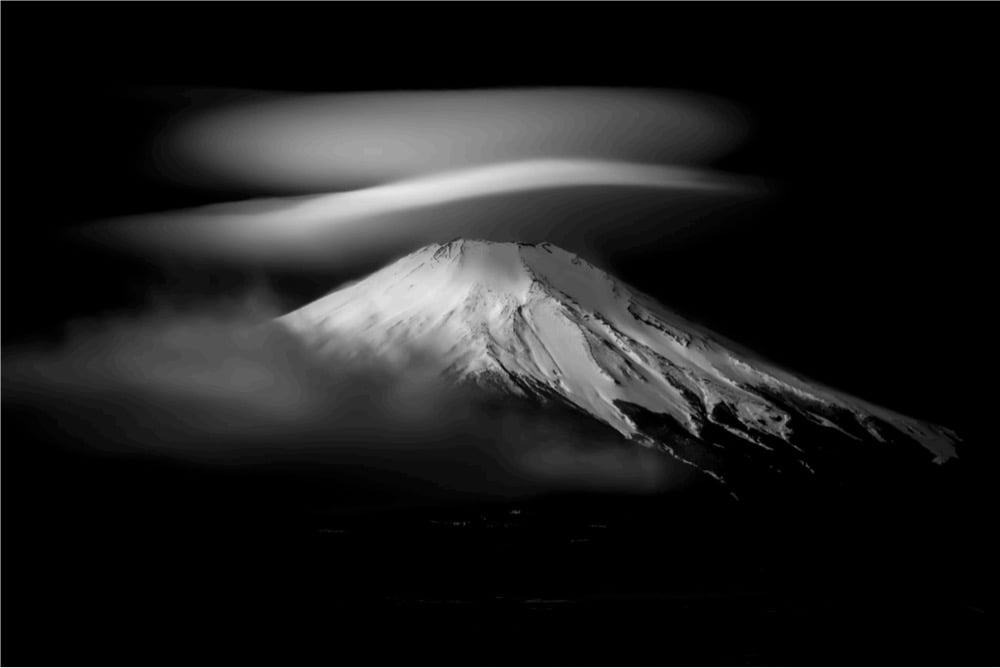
[{"left": 3, "top": 4, "right": 988, "bottom": 432}]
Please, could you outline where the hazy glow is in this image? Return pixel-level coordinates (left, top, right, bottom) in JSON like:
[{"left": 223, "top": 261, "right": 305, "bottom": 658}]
[
  {"left": 3, "top": 299, "right": 681, "bottom": 497},
  {"left": 159, "top": 87, "right": 747, "bottom": 191}
]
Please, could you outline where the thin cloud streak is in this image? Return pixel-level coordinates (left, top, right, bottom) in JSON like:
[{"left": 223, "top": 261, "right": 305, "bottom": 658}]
[{"left": 91, "top": 158, "right": 760, "bottom": 266}]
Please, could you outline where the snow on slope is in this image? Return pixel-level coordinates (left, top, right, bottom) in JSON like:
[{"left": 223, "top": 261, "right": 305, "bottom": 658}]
[{"left": 279, "top": 239, "right": 960, "bottom": 481}]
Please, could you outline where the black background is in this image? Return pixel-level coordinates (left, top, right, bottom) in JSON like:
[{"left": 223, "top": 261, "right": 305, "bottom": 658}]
[{"left": 2, "top": 4, "right": 993, "bottom": 666}]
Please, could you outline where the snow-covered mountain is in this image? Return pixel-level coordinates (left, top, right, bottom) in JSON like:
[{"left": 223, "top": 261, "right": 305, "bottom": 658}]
[{"left": 279, "top": 239, "right": 960, "bottom": 486}]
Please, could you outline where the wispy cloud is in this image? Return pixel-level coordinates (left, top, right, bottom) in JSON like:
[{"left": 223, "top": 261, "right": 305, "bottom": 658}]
[{"left": 4, "top": 296, "right": 685, "bottom": 504}]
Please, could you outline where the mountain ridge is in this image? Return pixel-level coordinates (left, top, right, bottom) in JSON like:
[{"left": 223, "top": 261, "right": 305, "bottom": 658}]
[{"left": 279, "top": 239, "right": 960, "bottom": 487}]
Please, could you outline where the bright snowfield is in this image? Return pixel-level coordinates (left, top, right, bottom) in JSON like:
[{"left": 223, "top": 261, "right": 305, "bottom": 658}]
[{"left": 279, "top": 239, "right": 960, "bottom": 485}]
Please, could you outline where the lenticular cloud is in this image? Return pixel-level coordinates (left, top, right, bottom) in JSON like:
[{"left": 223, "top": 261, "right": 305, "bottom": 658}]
[
  {"left": 157, "top": 87, "right": 748, "bottom": 191},
  {"left": 91, "top": 86, "right": 759, "bottom": 269}
]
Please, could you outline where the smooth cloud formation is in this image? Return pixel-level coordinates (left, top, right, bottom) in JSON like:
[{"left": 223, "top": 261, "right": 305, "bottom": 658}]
[
  {"left": 156, "top": 87, "right": 748, "bottom": 192},
  {"left": 85, "top": 86, "right": 761, "bottom": 271},
  {"left": 94, "top": 158, "right": 759, "bottom": 267}
]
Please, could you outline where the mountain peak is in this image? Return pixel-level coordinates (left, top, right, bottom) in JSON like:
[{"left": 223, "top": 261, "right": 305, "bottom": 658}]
[
  {"left": 415, "top": 238, "right": 579, "bottom": 272},
  {"left": 373, "top": 238, "right": 619, "bottom": 315}
]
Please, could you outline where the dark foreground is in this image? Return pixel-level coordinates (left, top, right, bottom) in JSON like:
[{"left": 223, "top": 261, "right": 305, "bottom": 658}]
[
  {"left": 3, "top": 428, "right": 995, "bottom": 666},
  {"left": 2, "top": 396, "right": 998, "bottom": 665}
]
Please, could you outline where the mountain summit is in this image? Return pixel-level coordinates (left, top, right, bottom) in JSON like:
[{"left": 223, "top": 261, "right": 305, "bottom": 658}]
[{"left": 280, "top": 239, "right": 960, "bottom": 486}]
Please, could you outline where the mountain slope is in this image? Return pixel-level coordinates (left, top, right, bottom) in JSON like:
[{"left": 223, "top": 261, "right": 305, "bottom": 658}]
[{"left": 279, "top": 239, "right": 960, "bottom": 486}]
